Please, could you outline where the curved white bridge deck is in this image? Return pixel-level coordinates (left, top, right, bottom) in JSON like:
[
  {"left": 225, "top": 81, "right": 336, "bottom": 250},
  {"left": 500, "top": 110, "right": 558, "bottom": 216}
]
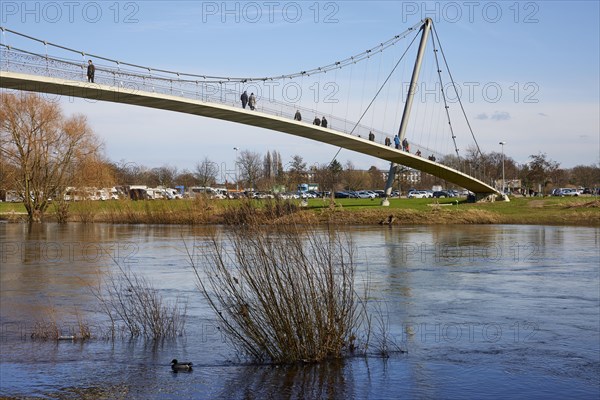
[{"left": 0, "top": 71, "right": 500, "bottom": 196}]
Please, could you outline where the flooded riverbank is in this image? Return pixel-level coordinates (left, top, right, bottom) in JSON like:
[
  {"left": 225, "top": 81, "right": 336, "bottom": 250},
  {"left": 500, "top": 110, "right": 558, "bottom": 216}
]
[{"left": 1, "top": 223, "right": 598, "bottom": 399}]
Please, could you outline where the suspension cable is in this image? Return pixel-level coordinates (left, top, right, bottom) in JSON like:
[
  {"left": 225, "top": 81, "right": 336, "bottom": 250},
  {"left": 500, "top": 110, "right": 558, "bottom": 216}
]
[
  {"left": 431, "top": 22, "right": 483, "bottom": 158},
  {"left": 430, "top": 31, "right": 460, "bottom": 159},
  {"left": 347, "top": 29, "right": 421, "bottom": 136},
  {"left": 328, "top": 29, "right": 421, "bottom": 165},
  {"left": 0, "top": 21, "right": 424, "bottom": 83}
]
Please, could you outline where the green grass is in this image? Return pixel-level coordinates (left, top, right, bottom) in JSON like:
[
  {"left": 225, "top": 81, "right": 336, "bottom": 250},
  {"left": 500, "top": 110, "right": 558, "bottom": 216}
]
[
  {"left": 2, "top": 196, "right": 598, "bottom": 225},
  {"left": 0, "top": 202, "right": 26, "bottom": 213},
  {"left": 305, "top": 196, "right": 600, "bottom": 225},
  {"left": 305, "top": 197, "right": 460, "bottom": 211}
]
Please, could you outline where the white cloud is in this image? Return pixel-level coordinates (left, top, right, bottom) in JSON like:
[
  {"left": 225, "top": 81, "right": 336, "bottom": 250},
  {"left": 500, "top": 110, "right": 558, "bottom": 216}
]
[{"left": 490, "top": 111, "right": 510, "bottom": 121}]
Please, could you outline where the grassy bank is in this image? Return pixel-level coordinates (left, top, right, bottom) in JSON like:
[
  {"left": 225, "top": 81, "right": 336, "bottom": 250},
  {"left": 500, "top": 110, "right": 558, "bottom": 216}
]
[{"left": 1, "top": 196, "right": 599, "bottom": 226}]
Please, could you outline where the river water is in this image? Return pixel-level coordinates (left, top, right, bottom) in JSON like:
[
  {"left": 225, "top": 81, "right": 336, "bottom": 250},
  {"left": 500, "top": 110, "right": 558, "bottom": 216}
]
[{"left": 0, "top": 223, "right": 598, "bottom": 399}]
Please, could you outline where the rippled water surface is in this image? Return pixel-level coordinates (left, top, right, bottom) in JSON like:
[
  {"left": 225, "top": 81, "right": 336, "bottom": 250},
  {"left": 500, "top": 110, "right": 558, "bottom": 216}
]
[{"left": 1, "top": 223, "right": 599, "bottom": 399}]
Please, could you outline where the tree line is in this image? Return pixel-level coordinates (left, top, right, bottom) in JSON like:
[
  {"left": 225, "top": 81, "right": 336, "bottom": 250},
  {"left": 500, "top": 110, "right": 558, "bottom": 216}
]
[{"left": 2, "top": 93, "right": 598, "bottom": 221}]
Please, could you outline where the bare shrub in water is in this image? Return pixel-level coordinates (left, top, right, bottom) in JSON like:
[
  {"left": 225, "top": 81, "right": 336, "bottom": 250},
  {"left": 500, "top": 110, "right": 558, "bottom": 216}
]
[
  {"left": 222, "top": 198, "right": 301, "bottom": 225},
  {"left": 29, "top": 309, "right": 92, "bottom": 341},
  {"left": 90, "top": 263, "right": 187, "bottom": 340},
  {"left": 188, "top": 225, "right": 369, "bottom": 364}
]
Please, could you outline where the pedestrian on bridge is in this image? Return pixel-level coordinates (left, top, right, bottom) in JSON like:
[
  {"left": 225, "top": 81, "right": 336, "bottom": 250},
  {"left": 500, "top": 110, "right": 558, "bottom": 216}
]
[
  {"left": 385, "top": 137, "right": 391, "bottom": 146},
  {"left": 416, "top": 149, "right": 422, "bottom": 157},
  {"left": 321, "top": 116, "right": 328, "bottom": 128},
  {"left": 368, "top": 131, "right": 375, "bottom": 141},
  {"left": 241, "top": 91, "right": 248, "bottom": 109},
  {"left": 402, "top": 138, "right": 409, "bottom": 152},
  {"left": 294, "top": 110, "right": 302, "bottom": 121},
  {"left": 249, "top": 93, "right": 256, "bottom": 110},
  {"left": 87, "top": 60, "right": 95, "bottom": 83},
  {"left": 313, "top": 116, "right": 321, "bottom": 126},
  {"left": 394, "top": 135, "right": 400, "bottom": 149}
]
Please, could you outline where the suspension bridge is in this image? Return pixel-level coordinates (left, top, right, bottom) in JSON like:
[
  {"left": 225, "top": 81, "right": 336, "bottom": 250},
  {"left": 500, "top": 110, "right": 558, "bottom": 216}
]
[{"left": 0, "top": 19, "right": 501, "bottom": 200}]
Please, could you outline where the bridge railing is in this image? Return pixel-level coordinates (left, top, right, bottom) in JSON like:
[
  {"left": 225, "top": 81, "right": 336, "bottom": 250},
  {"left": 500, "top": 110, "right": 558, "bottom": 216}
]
[{"left": 0, "top": 45, "right": 492, "bottom": 187}]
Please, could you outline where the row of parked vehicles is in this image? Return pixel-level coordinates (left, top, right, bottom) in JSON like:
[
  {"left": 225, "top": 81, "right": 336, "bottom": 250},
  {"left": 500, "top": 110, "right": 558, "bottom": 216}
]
[
  {"left": 406, "top": 189, "right": 470, "bottom": 199},
  {"left": 551, "top": 188, "right": 595, "bottom": 197},
  {"left": 301, "top": 189, "right": 471, "bottom": 199},
  {"left": 333, "top": 190, "right": 399, "bottom": 199}
]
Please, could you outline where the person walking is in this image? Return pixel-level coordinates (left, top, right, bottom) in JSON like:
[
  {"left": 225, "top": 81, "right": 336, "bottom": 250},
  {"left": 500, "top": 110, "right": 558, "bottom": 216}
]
[
  {"left": 385, "top": 137, "right": 391, "bottom": 146},
  {"left": 240, "top": 91, "right": 248, "bottom": 109},
  {"left": 402, "top": 138, "right": 409, "bottom": 152},
  {"left": 368, "top": 131, "right": 375, "bottom": 141},
  {"left": 294, "top": 110, "right": 302, "bottom": 121},
  {"left": 394, "top": 134, "right": 400, "bottom": 149},
  {"left": 321, "top": 116, "right": 328, "bottom": 128},
  {"left": 248, "top": 93, "right": 256, "bottom": 110},
  {"left": 313, "top": 116, "right": 321, "bottom": 126},
  {"left": 87, "top": 60, "right": 95, "bottom": 83}
]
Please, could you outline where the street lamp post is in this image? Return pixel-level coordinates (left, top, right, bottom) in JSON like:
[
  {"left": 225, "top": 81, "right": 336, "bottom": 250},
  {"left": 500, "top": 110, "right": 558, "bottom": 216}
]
[
  {"left": 233, "top": 147, "right": 239, "bottom": 192},
  {"left": 499, "top": 141, "right": 506, "bottom": 194}
]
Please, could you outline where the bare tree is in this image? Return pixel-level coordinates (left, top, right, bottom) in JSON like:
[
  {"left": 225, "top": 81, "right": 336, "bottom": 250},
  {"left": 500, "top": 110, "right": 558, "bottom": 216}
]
[
  {"left": 342, "top": 161, "right": 369, "bottom": 191},
  {"left": 272, "top": 150, "right": 284, "bottom": 181},
  {"left": 313, "top": 160, "right": 343, "bottom": 192},
  {"left": 0, "top": 93, "right": 102, "bottom": 221},
  {"left": 263, "top": 151, "right": 273, "bottom": 179},
  {"left": 194, "top": 157, "right": 219, "bottom": 188},
  {"left": 287, "top": 154, "right": 307, "bottom": 187},
  {"left": 368, "top": 166, "right": 385, "bottom": 189},
  {"left": 521, "top": 152, "right": 560, "bottom": 194},
  {"left": 175, "top": 169, "right": 198, "bottom": 189},
  {"left": 237, "top": 150, "right": 263, "bottom": 189},
  {"left": 568, "top": 165, "right": 600, "bottom": 188}
]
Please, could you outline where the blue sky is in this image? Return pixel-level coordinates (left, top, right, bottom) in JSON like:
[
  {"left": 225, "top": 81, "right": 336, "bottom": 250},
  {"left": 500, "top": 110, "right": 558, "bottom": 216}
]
[{"left": 1, "top": 1, "right": 598, "bottom": 175}]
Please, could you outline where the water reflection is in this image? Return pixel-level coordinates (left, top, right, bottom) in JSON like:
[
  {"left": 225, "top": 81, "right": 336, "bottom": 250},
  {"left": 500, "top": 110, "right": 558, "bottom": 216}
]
[
  {"left": 1, "top": 223, "right": 599, "bottom": 399},
  {"left": 217, "top": 360, "right": 350, "bottom": 399}
]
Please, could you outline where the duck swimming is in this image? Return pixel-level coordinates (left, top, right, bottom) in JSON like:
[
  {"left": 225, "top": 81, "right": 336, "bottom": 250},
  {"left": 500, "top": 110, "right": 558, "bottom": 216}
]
[{"left": 171, "top": 359, "right": 193, "bottom": 371}]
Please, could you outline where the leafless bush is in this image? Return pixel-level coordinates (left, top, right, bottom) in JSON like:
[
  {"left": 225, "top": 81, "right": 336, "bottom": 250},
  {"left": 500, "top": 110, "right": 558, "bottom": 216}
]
[
  {"left": 366, "top": 301, "right": 404, "bottom": 357},
  {"left": 30, "top": 319, "right": 61, "bottom": 340},
  {"left": 262, "top": 198, "right": 300, "bottom": 218},
  {"left": 222, "top": 198, "right": 301, "bottom": 225},
  {"left": 188, "top": 224, "right": 375, "bottom": 364},
  {"left": 52, "top": 200, "right": 70, "bottom": 223},
  {"left": 30, "top": 309, "right": 92, "bottom": 341},
  {"left": 89, "top": 262, "right": 187, "bottom": 340},
  {"left": 221, "top": 198, "right": 259, "bottom": 225},
  {"left": 74, "top": 199, "right": 95, "bottom": 223}
]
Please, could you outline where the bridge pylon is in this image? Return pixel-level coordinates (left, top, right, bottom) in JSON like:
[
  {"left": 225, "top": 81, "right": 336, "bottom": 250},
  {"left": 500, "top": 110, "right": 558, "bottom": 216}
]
[{"left": 382, "top": 18, "right": 432, "bottom": 206}]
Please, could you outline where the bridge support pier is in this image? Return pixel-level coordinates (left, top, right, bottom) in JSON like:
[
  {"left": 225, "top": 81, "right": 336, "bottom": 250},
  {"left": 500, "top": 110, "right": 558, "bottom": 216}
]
[
  {"left": 381, "top": 19, "right": 432, "bottom": 208},
  {"left": 381, "top": 162, "right": 398, "bottom": 206},
  {"left": 472, "top": 193, "right": 510, "bottom": 202}
]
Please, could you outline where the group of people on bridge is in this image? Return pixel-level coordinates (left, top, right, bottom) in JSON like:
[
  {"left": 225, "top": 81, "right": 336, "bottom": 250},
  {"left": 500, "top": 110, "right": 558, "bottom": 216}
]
[
  {"left": 238, "top": 90, "right": 442, "bottom": 163},
  {"left": 312, "top": 115, "right": 328, "bottom": 128},
  {"left": 240, "top": 91, "right": 256, "bottom": 110},
  {"left": 293, "top": 110, "right": 328, "bottom": 128}
]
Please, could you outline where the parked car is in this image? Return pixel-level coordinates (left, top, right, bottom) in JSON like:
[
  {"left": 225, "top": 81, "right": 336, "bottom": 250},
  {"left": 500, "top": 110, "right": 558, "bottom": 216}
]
[
  {"left": 334, "top": 191, "right": 351, "bottom": 198},
  {"left": 408, "top": 190, "right": 429, "bottom": 199},
  {"left": 252, "top": 192, "right": 275, "bottom": 199},
  {"left": 356, "top": 190, "right": 377, "bottom": 199},
  {"left": 557, "top": 188, "right": 579, "bottom": 197},
  {"left": 432, "top": 190, "right": 450, "bottom": 198}
]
